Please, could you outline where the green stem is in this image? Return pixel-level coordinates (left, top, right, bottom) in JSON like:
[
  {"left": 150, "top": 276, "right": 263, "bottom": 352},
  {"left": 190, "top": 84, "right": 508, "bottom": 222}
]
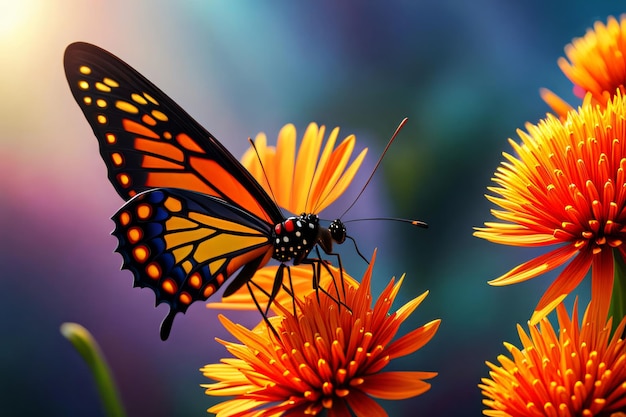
[
  {"left": 610, "top": 251, "right": 626, "bottom": 336},
  {"left": 60, "top": 323, "right": 127, "bottom": 417}
]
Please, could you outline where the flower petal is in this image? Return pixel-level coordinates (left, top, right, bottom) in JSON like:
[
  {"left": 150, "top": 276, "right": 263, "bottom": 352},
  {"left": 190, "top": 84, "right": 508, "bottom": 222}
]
[
  {"left": 530, "top": 251, "right": 593, "bottom": 324},
  {"left": 359, "top": 372, "right": 437, "bottom": 399},
  {"left": 345, "top": 389, "right": 388, "bottom": 417},
  {"left": 488, "top": 244, "right": 579, "bottom": 286}
]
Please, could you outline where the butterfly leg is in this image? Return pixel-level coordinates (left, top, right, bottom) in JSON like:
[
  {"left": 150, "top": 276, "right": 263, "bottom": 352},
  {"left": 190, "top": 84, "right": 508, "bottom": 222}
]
[
  {"left": 245, "top": 280, "right": 280, "bottom": 339},
  {"left": 300, "top": 254, "right": 350, "bottom": 310}
]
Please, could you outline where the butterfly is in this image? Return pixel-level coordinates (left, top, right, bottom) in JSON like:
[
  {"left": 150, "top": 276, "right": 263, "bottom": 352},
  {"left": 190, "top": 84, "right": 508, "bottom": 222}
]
[{"left": 64, "top": 42, "right": 351, "bottom": 340}]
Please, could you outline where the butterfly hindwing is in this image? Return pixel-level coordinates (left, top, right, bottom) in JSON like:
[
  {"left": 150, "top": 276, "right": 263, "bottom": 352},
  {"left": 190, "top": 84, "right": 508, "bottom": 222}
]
[
  {"left": 63, "top": 42, "right": 282, "bottom": 225},
  {"left": 112, "top": 188, "right": 274, "bottom": 339}
]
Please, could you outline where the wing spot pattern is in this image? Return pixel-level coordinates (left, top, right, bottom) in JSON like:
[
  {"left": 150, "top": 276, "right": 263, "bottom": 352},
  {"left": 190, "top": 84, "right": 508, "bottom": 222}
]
[
  {"left": 179, "top": 292, "right": 192, "bottom": 305},
  {"left": 146, "top": 262, "right": 161, "bottom": 280},
  {"left": 103, "top": 77, "right": 119, "bottom": 88},
  {"left": 111, "top": 152, "right": 123, "bottom": 166},
  {"left": 127, "top": 226, "right": 142, "bottom": 243},
  {"left": 96, "top": 98, "right": 107, "bottom": 108},
  {"left": 136, "top": 203, "right": 152, "bottom": 220},
  {"left": 79, "top": 65, "right": 91, "bottom": 75},
  {"left": 151, "top": 110, "right": 168, "bottom": 122},
  {"left": 95, "top": 81, "right": 111, "bottom": 92},
  {"left": 162, "top": 278, "right": 177, "bottom": 294},
  {"left": 115, "top": 100, "right": 139, "bottom": 114},
  {"left": 105, "top": 133, "right": 116, "bottom": 144},
  {"left": 142, "top": 114, "right": 157, "bottom": 126},
  {"left": 203, "top": 283, "right": 216, "bottom": 298},
  {"left": 133, "top": 245, "right": 149, "bottom": 263},
  {"left": 78, "top": 80, "right": 89, "bottom": 90},
  {"left": 97, "top": 114, "right": 107, "bottom": 124},
  {"left": 117, "top": 173, "right": 131, "bottom": 187},
  {"left": 188, "top": 272, "right": 202, "bottom": 289},
  {"left": 143, "top": 92, "right": 159, "bottom": 105},
  {"left": 131, "top": 93, "right": 148, "bottom": 105},
  {"left": 118, "top": 211, "right": 131, "bottom": 226},
  {"left": 83, "top": 96, "right": 92, "bottom": 105}
]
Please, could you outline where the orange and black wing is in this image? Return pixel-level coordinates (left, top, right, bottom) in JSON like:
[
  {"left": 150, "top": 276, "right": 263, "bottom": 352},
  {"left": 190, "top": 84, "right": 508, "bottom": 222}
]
[
  {"left": 113, "top": 188, "right": 274, "bottom": 340},
  {"left": 64, "top": 42, "right": 282, "bottom": 225}
]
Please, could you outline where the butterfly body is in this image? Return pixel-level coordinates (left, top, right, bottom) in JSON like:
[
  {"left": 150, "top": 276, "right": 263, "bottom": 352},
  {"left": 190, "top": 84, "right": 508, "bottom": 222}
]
[{"left": 64, "top": 42, "right": 348, "bottom": 340}]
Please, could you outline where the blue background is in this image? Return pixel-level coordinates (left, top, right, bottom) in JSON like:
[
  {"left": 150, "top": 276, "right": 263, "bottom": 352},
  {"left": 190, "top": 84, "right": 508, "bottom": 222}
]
[{"left": 1, "top": 1, "right": 622, "bottom": 416}]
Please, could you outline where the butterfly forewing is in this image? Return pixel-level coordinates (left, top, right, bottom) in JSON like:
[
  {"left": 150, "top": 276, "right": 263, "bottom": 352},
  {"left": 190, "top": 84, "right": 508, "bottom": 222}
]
[
  {"left": 63, "top": 42, "right": 282, "bottom": 225},
  {"left": 112, "top": 188, "right": 274, "bottom": 339}
]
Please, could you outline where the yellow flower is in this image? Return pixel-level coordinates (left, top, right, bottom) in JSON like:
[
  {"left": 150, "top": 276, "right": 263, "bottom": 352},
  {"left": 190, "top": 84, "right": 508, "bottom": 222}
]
[
  {"left": 201, "top": 252, "right": 440, "bottom": 416},
  {"left": 542, "top": 15, "right": 626, "bottom": 118},
  {"left": 480, "top": 300, "right": 626, "bottom": 417},
  {"left": 241, "top": 122, "right": 367, "bottom": 215},
  {"left": 473, "top": 93, "right": 626, "bottom": 324}
]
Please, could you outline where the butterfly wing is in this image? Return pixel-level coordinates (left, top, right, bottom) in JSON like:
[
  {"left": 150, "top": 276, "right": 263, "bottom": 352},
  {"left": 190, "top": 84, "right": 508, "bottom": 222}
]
[
  {"left": 64, "top": 42, "right": 282, "bottom": 225},
  {"left": 113, "top": 188, "right": 274, "bottom": 340}
]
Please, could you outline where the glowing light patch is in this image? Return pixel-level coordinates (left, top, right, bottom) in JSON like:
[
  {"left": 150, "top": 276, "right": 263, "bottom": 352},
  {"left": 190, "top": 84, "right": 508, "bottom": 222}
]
[
  {"left": 79, "top": 65, "right": 91, "bottom": 75},
  {"left": 188, "top": 272, "right": 202, "bottom": 289},
  {"left": 97, "top": 114, "right": 107, "bottom": 124},
  {"left": 96, "top": 98, "right": 107, "bottom": 108},
  {"left": 179, "top": 292, "right": 192, "bottom": 304},
  {"left": 118, "top": 211, "right": 131, "bottom": 226},
  {"left": 131, "top": 93, "right": 148, "bottom": 105},
  {"left": 133, "top": 245, "right": 149, "bottom": 263},
  {"left": 83, "top": 96, "right": 92, "bottom": 105},
  {"left": 146, "top": 262, "right": 161, "bottom": 280},
  {"left": 127, "top": 227, "right": 142, "bottom": 243},
  {"left": 117, "top": 173, "right": 130, "bottom": 187},
  {"left": 151, "top": 110, "right": 168, "bottom": 122},
  {"left": 162, "top": 278, "right": 177, "bottom": 294},
  {"left": 95, "top": 82, "right": 111, "bottom": 92},
  {"left": 78, "top": 80, "right": 89, "bottom": 90},
  {"left": 115, "top": 100, "right": 139, "bottom": 114},
  {"left": 143, "top": 92, "right": 158, "bottom": 105},
  {"left": 142, "top": 114, "right": 157, "bottom": 126},
  {"left": 103, "top": 77, "right": 119, "bottom": 88},
  {"left": 111, "top": 152, "right": 123, "bottom": 166},
  {"left": 136, "top": 204, "right": 152, "bottom": 220},
  {"left": 105, "top": 133, "right": 116, "bottom": 144}
]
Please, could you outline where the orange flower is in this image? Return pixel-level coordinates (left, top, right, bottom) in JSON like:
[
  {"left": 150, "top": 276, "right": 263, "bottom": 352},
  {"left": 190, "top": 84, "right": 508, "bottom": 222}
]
[
  {"left": 241, "top": 122, "right": 367, "bottom": 215},
  {"left": 201, "top": 252, "right": 440, "bottom": 416},
  {"left": 542, "top": 15, "right": 626, "bottom": 118},
  {"left": 207, "top": 263, "right": 357, "bottom": 311},
  {"left": 473, "top": 93, "right": 626, "bottom": 324},
  {"left": 480, "top": 300, "right": 626, "bottom": 417}
]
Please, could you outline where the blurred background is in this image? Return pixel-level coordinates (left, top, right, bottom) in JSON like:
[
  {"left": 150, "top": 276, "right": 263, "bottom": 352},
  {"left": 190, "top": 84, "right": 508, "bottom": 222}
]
[{"left": 1, "top": 1, "right": 622, "bottom": 415}]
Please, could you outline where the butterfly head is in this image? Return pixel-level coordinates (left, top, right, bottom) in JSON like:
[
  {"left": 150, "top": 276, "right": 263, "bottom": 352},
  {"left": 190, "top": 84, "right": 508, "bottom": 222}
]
[{"left": 328, "top": 219, "right": 347, "bottom": 245}]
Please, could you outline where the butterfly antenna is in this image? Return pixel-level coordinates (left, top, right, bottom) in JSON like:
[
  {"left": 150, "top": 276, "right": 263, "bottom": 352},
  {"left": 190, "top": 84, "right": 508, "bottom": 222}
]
[
  {"left": 343, "top": 217, "right": 428, "bottom": 228},
  {"left": 338, "top": 118, "right": 408, "bottom": 220},
  {"left": 248, "top": 138, "right": 280, "bottom": 209}
]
